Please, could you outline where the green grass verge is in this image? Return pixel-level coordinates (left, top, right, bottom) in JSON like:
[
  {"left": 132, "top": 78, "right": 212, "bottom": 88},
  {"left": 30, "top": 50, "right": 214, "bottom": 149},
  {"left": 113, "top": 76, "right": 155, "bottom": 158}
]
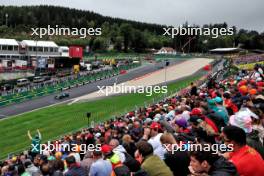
[{"left": 0, "top": 74, "right": 201, "bottom": 159}]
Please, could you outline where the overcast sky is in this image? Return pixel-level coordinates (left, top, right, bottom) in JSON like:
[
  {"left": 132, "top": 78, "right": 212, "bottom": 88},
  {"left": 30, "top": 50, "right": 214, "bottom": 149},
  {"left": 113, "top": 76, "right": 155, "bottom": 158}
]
[{"left": 1, "top": 0, "right": 264, "bottom": 32}]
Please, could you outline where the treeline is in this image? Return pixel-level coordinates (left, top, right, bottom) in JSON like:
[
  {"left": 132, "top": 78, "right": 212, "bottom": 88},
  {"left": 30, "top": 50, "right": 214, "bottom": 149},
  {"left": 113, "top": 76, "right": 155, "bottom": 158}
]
[{"left": 0, "top": 5, "right": 263, "bottom": 52}]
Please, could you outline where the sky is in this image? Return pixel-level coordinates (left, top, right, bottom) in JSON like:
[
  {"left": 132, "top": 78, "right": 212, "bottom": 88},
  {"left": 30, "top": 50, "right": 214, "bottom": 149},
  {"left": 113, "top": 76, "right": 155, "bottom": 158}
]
[{"left": 1, "top": 0, "right": 264, "bottom": 32}]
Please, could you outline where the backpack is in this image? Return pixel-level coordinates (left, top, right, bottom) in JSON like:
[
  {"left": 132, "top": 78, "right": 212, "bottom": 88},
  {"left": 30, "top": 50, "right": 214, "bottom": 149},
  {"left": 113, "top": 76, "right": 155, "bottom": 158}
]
[
  {"left": 112, "top": 163, "right": 130, "bottom": 176},
  {"left": 123, "top": 152, "right": 141, "bottom": 172}
]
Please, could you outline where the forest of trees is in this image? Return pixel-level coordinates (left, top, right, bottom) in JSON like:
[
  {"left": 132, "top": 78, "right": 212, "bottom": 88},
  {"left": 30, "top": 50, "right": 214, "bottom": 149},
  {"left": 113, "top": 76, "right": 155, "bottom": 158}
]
[{"left": 0, "top": 5, "right": 263, "bottom": 53}]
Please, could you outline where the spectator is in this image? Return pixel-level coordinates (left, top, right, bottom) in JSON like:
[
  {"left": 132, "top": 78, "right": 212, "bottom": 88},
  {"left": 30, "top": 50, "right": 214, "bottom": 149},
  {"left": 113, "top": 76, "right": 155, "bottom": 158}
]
[
  {"left": 80, "top": 151, "right": 94, "bottom": 174},
  {"left": 89, "top": 150, "right": 112, "bottom": 176},
  {"left": 135, "top": 141, "right": 173, "bottom": 176},
  {"left": 27, "top": 129, "right": 42, "bottom": 158},
  {"left": 222, "top": 126, "right": 264, "bottom": 176},
  {"left": 223, "top": 91, "right": 238, "bottom": 115},
  {"left": 174, "top": 118, "right": 190, "bottom": 134},
  {"left": 116, "top": 135, "right": 142, "bottom": 172},
  {"left": 109, "top": 139, "right": 127, "bottom": 163},
  {"left": 101, "top": 144, "right": 130, "bottom": 176},
  {"left": 229, "top": 111, "right": 264, "bottom": 158},
  {"left": 189, "top": 115, "right": 216, "bottom": 144},
  {"left": 209, "top": 97, "right": 229, "bottom": 125},
  {"left": 122, "top": 134, "right": 137, "bottom": 158},
  {"left": 52, "top": 160, "right": 64, "bottom": 176},
  {"left": 24, "top": 159, "right": 41, "bottom": 176},
  {"left": 17, "top": 164, "right": 31, "bottom": 176},
  {"left": 41, "top": 163, "right": 52, "bottom": 176},
  {"left": 189, "top": 150, "right": 238, "bottom": 176},
  {"left": 130, "top": 121, "right": 143, "bottom": 142},
  {"left": 160, "top": 132, "right": 190, "bottom": 176},
  {"left": 165, "top": 106, "right": 175, "bottom": 121},
  {"left": 190, "top": 82, "right": 198, "bottom": 96},
  {"left": 64, "top": 156, "right": 86, "bottom": 176},
  {"left": 142, "top": 122, "right": 165, "bottom": 160}
]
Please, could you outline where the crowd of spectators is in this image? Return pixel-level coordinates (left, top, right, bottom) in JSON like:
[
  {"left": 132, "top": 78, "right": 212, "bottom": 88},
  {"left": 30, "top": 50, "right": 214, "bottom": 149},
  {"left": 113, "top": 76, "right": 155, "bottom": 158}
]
[
  {"left": 0, "top": 62, "right": 264, "bottom": 176},
  {"left": 234, "top": 54, "right": 264, "bottom": 65}
]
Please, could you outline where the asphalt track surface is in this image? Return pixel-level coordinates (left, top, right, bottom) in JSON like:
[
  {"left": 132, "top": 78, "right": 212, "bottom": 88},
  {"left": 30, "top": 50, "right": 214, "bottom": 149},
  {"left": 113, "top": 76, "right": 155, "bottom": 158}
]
[{"left": 0, "top": 60, "right": 184, "bottom": 118}]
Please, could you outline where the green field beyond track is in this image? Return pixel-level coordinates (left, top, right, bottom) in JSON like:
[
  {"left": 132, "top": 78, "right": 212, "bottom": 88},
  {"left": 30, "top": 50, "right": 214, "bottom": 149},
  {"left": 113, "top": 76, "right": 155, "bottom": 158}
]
[{"left": 0, "top": 75, "right": 200, "bottom": 159}]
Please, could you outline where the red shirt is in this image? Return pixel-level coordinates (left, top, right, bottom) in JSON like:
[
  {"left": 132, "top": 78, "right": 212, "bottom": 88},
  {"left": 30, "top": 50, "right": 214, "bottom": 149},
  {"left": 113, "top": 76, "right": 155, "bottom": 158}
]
[
  {"left": 204, "top": 117, "right": 219, "bottom": 133},
  {"left": 179, "top": 128, "right": 191, "bottom": 134},
  {"left": 224, "top": 99, "right": 238, "bottom": 113},
  {"left": 229, "top": 145, "right": 264, "bottom": 176}
]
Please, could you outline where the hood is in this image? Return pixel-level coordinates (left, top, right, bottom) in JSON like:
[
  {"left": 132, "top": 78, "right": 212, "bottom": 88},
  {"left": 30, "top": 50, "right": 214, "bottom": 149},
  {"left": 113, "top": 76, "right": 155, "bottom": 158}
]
[
  {"left": 209, "top": 157, "right": 238, "bottom": 176},
  {"left": 113, "top": 145, "right": 127, "bottom": 153}
]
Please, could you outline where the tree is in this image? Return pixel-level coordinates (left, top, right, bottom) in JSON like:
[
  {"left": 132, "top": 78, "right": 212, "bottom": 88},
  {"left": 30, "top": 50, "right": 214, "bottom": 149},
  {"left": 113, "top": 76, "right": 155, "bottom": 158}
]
[
  {"left": 131, "top": 29, "right": 148, "bottom": 52},
  {"left": 120, "top": 23, "right": 134, "bottom": 52},
  {"left": 91, "top": 37, "right": 108, "bottom": 51},
  {"left": 114, "top": 36, "right": 123, "bottom": 51}
]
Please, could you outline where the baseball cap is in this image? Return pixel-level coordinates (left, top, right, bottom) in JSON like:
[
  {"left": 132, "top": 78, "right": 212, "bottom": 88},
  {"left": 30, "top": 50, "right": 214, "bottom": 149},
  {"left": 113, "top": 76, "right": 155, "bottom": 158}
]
[
  {"left": 95, "top": 133, "right": 101, "bottom": 138},
  {"left": 189, "top": 115, "right": 203, "bottom": 124},
  {"left": 150, "top": 122, "right": 161, "bottom": 130},
  {"left": 255, "top": 94, "right": 264, "bottom": 101},
  {"left": 190, "top": 108, "right": 202, "bottom": 116},
  {"left": 163, "top": 104, "right": 169, "bottom": 108},
  {"left": 175, "top": 118, "right": 187, "bottom": 128},
  {"left": 208, "top": 99, "right": 216, "bottom": 105},
  {"left": 101, "top": 144, "right": 112, "bottom": 154},
  {"left": 256, "top": 77, "right": 262, "bottom": 82},
  {"left": 213, "top": 96, "right": 223, "bottom": 104},
  {"left": 236, "top": 76, "right": 242, "bottom": 81},
  {"left": 48, "top": 156, "right": 55, "bottom": 161}
]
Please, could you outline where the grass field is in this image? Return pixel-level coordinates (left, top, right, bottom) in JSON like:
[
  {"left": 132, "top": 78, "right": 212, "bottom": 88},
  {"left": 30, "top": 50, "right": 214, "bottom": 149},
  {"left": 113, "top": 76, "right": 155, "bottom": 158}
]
[{"left": 0, "top": 75, "right": 201, "bottom": 159}]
